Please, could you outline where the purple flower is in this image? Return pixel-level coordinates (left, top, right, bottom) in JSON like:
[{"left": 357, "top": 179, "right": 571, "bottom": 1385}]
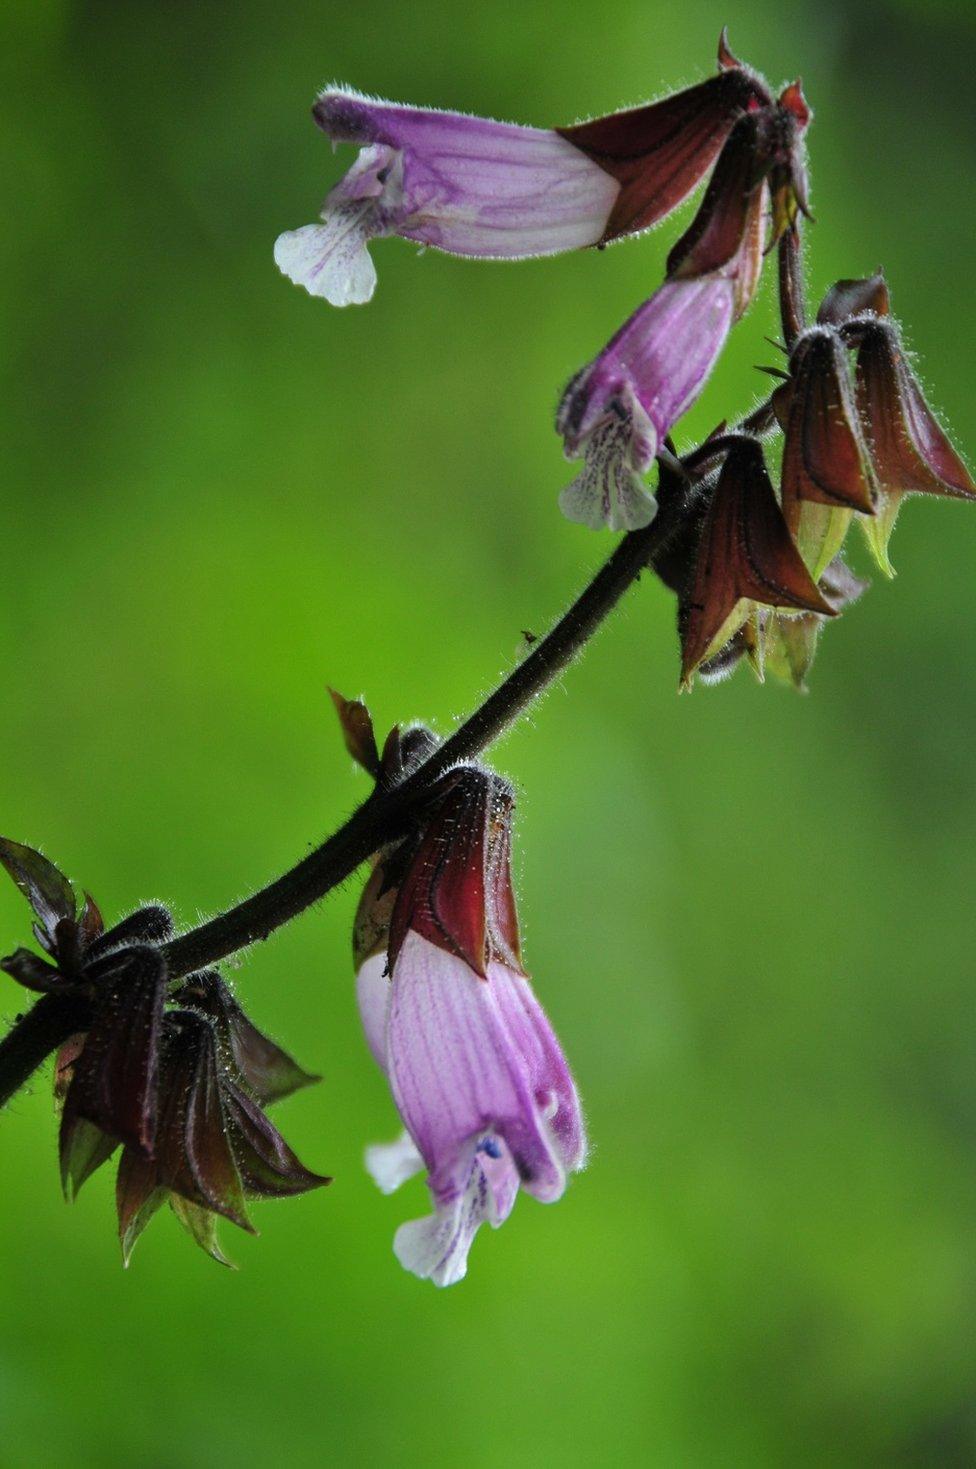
[
  {"left": 353, "top": 767, "right": 585, "bottom": 1286},
  {"left": 275, "top": 89, "right": 620, "bottom": 306},
  {"left": 556, "top": 276, "right": 735, "bottom": 530}
]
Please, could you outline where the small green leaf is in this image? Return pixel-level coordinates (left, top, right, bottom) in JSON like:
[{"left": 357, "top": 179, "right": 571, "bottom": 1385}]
[{"left": 170, "top": 1196, "right": 235, "bottom": 1269}]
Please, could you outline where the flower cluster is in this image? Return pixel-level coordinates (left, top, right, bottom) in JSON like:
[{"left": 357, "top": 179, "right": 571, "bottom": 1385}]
[
  {"left": 0, "top": 838, "right": 328, "bottom": 1265},
  {"left": 0, "top": 33, "right": 970, "bottom": 1295},
  {"left": 276, "top": 33, "right": 971, "bottom": 689}
]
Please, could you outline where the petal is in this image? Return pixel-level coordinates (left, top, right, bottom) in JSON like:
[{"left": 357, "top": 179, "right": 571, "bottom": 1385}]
[
  {"left": 313, "top": 91, "right": 618, "bottom": 259},
  {"left": 356, "top": 952, "right": 391, "bottom": 1071},
  {"left": 365, "top": 1130, "right": 425, "bottom": 1194},
  {"left": 558, "top": 279, "right": 734, "bottom": 468},
  {"left": 386, "top": 933, "right": 567, "bottom": 1202},
  {"left": 558, "top": 416, "right": 658, "bottom": 532},
  {"left": 392, "top": 1136, "right": 520, "bottom": 1287},
  {"left": 274, "top": 211, "right": 379, "bottom": 306},
  {"left": 487, "top": 963, "right": 587, "bottom": 1173}
]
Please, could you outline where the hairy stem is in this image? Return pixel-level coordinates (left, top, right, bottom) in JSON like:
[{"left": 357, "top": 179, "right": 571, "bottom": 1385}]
[
  {"left": 0, "top": 991, "right": 91, "bottom": 1111},
  {"left": 159, "top": 516, "right": 673, "bottom": 978},
  {"left": 777, "top": 223, "right": 807, "bottom": 350}
]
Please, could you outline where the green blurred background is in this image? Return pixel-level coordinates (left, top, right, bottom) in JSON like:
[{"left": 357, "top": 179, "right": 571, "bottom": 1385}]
[{"left": 2, "top": 0, "right": 976, "bottom": 1464}]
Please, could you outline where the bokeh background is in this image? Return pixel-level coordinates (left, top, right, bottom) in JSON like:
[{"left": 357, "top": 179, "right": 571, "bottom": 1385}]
[{"left": 2, "top": 0, "right": 976, "bottom": 1463}]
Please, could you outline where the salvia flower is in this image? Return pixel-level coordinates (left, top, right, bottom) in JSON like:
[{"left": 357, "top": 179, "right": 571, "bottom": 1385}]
[
  {"left": 556, "top": 275, "right": 735, "bottom": 530},
  {"left": 0, "top": 839, "right": 328, "bottom": 1265},
  {"left": 354, "top": 765, "right": 585, "bottom": 1287},
  {"left": 275, "top": 38, "right": 769, "bottom": 306},
  {"left": 275, "top": 89, "right": 620, "bottom": 305}
]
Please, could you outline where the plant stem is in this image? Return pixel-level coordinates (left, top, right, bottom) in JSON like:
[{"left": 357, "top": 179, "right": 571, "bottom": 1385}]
[
  {"left": 0, "top": 992, "right": 90, "bottom": 1110},
  {"left": 160, "top": 515, "right": 675, "bottom": 978},
  {"left": 777, "top": 223, "right": 807, "bottom": 351}
]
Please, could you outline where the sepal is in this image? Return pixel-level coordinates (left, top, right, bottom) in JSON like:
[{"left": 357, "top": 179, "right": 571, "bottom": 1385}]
[
  {"left": 559, "top": 60, "right": 768, "bottom": 244},
  {"left": 678, "top": 437, "right": 834, "bottom": 686},
  {"left": 388, "top": 768, "right": 523, "bottom": 978},
  {"left": 173, "top": 969, "right": 319, "bottom": 1104}
]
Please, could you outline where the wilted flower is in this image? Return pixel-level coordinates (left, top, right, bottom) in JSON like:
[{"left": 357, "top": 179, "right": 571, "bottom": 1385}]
[
  {"left": 276, "top": 39, "right": 769, "bottom": 306},
  {"left": 354, "top": 765, "right": 585, "bottom": 1287},
  {"left": 556, "top": 276, "right": 735, "bottom": 530},
  {"left": 0, "top": 838, "right": 328, "bottom": 1265}
]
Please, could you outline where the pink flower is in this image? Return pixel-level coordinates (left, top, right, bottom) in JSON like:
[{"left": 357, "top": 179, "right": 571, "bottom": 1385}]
[{"left": 354, "top": 767, "right": 585, "bottom": 1286}]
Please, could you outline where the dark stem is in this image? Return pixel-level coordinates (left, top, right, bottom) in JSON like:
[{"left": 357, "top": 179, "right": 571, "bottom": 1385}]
[
  {"left": 159, "top": 518, "right": 671, "bottom": 979},
  {"left": 777, "top": 222, "right": 807, "bottom": 351},
  {"left": 0, "top": 991, "right": 91, "bottom": 1111}
]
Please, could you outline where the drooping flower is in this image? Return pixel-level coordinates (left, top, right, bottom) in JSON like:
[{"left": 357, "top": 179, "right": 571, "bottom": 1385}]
[
  {"left": 275, "top": 42, "right": 768, "bottom": 306},
  {"left": 354, "top": 765, "right": 585, "bottom": 1287},
  {"left": 556, "top": 276, "right": 735, "bottom": 530}
]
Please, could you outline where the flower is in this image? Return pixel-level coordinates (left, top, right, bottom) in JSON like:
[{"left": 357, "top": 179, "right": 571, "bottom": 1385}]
[
  {"left": 354, "top": 766, "right": 585, "bottom": 1287},
  {"left": 275, "top": 43, "right": 768, "bottom": 307},
  {"left": 275, "top": 89, "right": 620, "bottom": 306},
  {"left": 556, "top": 276, "right": 735, "bottom": 530}
]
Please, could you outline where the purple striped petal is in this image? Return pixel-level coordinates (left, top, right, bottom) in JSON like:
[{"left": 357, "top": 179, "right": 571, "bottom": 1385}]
[
  {"left": 557, "top": 276, "right": 735, "bottom": 530},
  {"left": 275, "top": 88, "right": 619, "bottom": 305},
  {"left": 386, "top": 933, "right": 574, "bottom": 1203}
]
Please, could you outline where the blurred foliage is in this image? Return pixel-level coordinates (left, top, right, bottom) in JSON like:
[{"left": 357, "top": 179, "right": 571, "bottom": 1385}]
[{"left": 1, "top": 0, "right": 976, "bottom": 1464}]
